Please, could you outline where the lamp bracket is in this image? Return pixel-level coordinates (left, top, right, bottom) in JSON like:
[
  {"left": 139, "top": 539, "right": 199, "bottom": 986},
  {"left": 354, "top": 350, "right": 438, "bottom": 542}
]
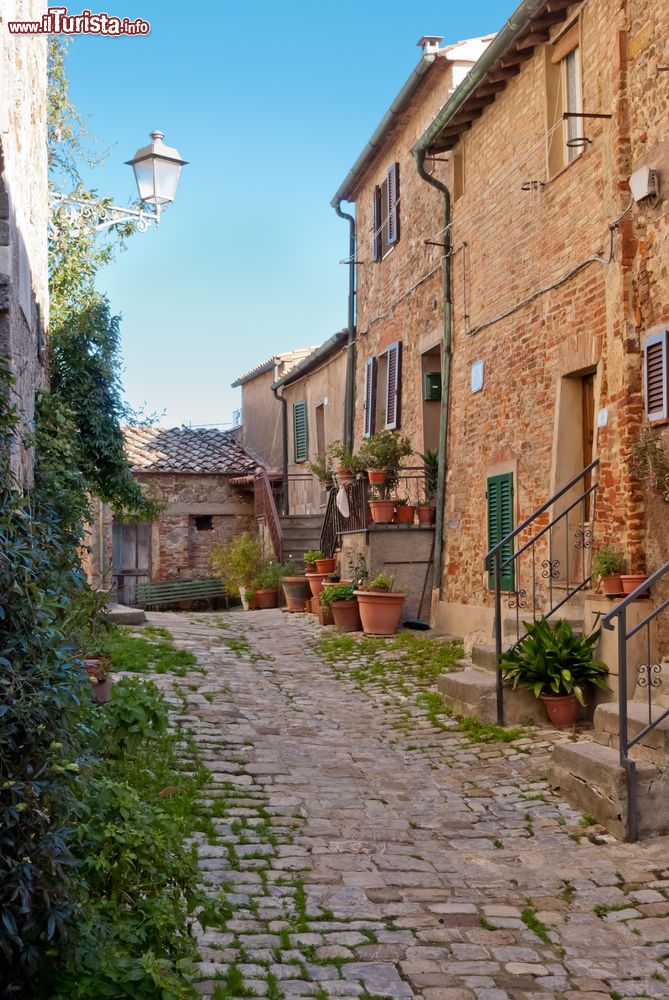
[{"left": 48, "top": 191, "right": 162, "bottom": 238}]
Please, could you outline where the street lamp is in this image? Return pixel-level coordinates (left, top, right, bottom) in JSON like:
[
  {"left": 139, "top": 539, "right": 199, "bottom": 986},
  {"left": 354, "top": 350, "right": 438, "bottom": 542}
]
[{"left": 49, "top": 129, "right": 188, "bottom": 237}]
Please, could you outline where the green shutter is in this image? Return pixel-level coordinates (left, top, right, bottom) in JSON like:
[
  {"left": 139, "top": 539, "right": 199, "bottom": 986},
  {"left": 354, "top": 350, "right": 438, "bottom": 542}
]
[
  {"left": 487, "top": 473, "right": 514, "bottom": 591},
  {"left": 293, "top": 401, "right": 308, "bottom": 464}
]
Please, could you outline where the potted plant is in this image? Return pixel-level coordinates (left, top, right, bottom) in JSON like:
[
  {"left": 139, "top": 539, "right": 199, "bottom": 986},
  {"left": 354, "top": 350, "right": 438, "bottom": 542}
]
[
  {"left": 279, "top": 559, "right": 311, "bottom": 612},
  {"left": 253, "top": 562, "right": 281, "bottom": 609},
  {"left": 320, "top": 582, "right": 362, "bottom": 632},
  {"left": 315, "top": 554, "right": 336, "bottom": 574},
  {"left": 592, "top": 545, "right": 627, "bottom": 597},
  {"left": 393, "top": 497, "right": 416, "bottom": 524},
  {"left": 358, "top": 431, "right": 412, "bottom": 490},
  {"left": 211, "top": 532, "right": 265, "bottom": 611},
  {"left": 327, "top": 440, "right": 363, "bottom": 486},
  {"left": 499, "top": 617, "right": 609, "bottom": 727},
  {"left": 620, "top": 573, "right": 651, "bottom": 596},
  {"left": 304, "top": 549, "right": 323, "bottom": 574},
  {"left": 417, "top": 449, "right": 438, "bottom": 525},
  {"left": 308, "top": 455, "right": 334, "bottom": 490},
  {"left": 354, "top": 573, "right": 406, "bottom": 636}
]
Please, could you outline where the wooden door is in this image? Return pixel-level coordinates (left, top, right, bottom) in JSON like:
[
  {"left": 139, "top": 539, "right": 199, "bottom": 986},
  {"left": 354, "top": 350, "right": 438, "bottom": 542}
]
[
  {"left": 112, "top": 520, "right": 152, "bottom": 605},
  {"left": 581, "top": 372, "right": 595, "bottom": 520}
]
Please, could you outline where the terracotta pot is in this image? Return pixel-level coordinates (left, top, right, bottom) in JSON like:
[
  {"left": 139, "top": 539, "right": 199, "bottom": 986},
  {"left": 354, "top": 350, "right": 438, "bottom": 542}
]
[
  {"left": 304, "top": 562, "right": 317, "bottom": 574},
  {"left": 394, "top": 505, "right": 416, "bottom": 524},
  {"left": 89, "top": 674, "right": 113, "bottom": 704},
  {"left": 320, "top": 480, "right": 334, "bottom": 491},
  {"left": 367, "top": 469, "right": 387, "bottom": 486},
  {"left": 368, "top": 499, "right": 395, "bottom": 524},
  {"left": 332, "top": 599, "right": 362, "bottom": 633},
  {"left": 540, "top": 692, "right": 579, "bottom": 728},
  {"left": 416, "top": 505, "right": 436, "bottom": 526},
  {"left": 318, "top": 603, "right": 335, "bottom": 626},
  {"left": 280, "top": 576, "right": 311, "bottom": 612},
  {"left": 368, "top": 502, "right": 374, "bottom": 524},
  {"left": 322, "top": 579, "right": 352, "bottom": 589},
  {"left": 315, "top": 557, "right": 336, "bottom": 574},
  {"left": 621, "top": 574, "right": 650, "bottom": 597},
  {"left": 336, "top": 467, "right": 355, "bottom": 486},
  {"left": 255, "top": 587, "right": 278, "bottom": 609},
  {"left": 84, "top": 654, "right": 111, "bottom": 682},
  {"left": 354, "top": 590, "right": 406, "bottom": 636},
  {"left": 306, "top": 572, "right": 331, "bottom": 598},
  {"left": 600, "top": 574, "right": 622, "bottom": 597}
]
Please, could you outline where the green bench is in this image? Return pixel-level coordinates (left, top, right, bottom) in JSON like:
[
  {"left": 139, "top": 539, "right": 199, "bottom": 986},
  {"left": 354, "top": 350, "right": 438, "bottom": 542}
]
[{"left": 136, "top": 578, "right": 229, "bottom": 610}]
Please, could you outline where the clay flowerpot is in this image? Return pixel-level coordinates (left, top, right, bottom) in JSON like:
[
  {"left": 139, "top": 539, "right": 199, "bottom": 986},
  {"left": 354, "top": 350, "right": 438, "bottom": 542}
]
[
  {"left": 90, "top": 675, "right": 113, "bottom": 704},
  {"left": 367, "top": 469, "right": 387, "bottom": 486},
  {"left": 368, "top": 499, "right": 395, "bottom": 524},
  {"left": 540, "top": 692, "right": 579, "bottom": 728},
  {"left": 621, "top": 574, "right": 650, "bottom": 597},
  {"left": 315, "top": 557, "right": 336, "bottom": 574},
  {"left": 416, "top": 505, "right": 436, "bottom": 526},
  {"left": 306, "top": 572, "right": 331, "bottom": 598},
  {"left": 394, "top": 505, "right": 416, "bottom": 524},
  {"left": 600, "top": 574, "right": 622, "bottom": 597},
  {"left": 320, "top": 480, "right": 334, "bottom": 491},
  {"left": 280, "top": 576, "right": 311, "bottom": 612},
  {"left": 304, "top": 562, "right": 317, "bottom": 574},
  {"left": 336, "top": 467, "right": 355, "bottom": 486},
  {"left": 84, "top": 654, "right": 111, "bottom": 682},
  {"left": 354, "top": 590, "right": 406, "bottom": 636},
  {"left": 318, "top": 603, "right": 335, "bottom": 627},
  {"left": 332, "top": 599, "right": 362, "bottom": 633},
  {"left": 255, "top": 587, "right": 278, "bottom": 609}
]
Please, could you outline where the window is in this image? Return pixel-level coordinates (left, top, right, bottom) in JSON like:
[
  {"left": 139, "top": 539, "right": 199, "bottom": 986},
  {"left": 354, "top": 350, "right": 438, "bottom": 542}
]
[
  {"left": 452, "top": 148, "right": 465, "bottom": 202},
  {"left": 363, "top": 342, "right": 402, "bottom": 436},
  {"left": 194, "top": 515, "right": 213, "bottom": 531},
  {"left": 293, "top": 400, "right": 308, "bottom": 463},
  {"left": 372, "top": 163, "right": 400, "bottom": 262},
  {"left": 644, "top": 330, "right": 668, "bottom": 422},
  {"left": 546, "top": 22, "right": 583, "bottom": 176},
  {"left": 487, "top": 473, "right": 514, "bottom": 591}
]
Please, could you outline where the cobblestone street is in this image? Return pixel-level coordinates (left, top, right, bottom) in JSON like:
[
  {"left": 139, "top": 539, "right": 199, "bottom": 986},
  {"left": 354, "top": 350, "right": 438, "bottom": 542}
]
[{"left": 147, "top": 611, "right": 669, "bottom": 1000}]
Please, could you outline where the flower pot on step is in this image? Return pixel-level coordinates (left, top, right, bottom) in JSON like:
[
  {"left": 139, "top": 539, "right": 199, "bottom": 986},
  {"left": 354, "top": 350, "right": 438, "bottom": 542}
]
[
  {"left": 600, "top": 574, "right": 622, "bottom": 597},
  {"left": 306, "top": 572, "right": 332, "bottom": 599},
  {"left": 416, "top": 505, "right": 436, "bottom": 526},
  {"left": 315, "top": 557, "right": 336, "bottom": 574},
  {"left": 368, "top": 499, "right": 395, "bottom": 524},
  {"left": 367, "top": 469, "right": 387, "bottom": 486},
  {"left": 354, "top": 590, "right": 406, "bottom": 636},
  {"left": 336, "top": 467, "right": 355, "bottom": 486},
  {"left": 304, "top": 562, "right": 317, "bottom": 574},
  {"left": 393, "top": 505, "right": 416, "bottom": 524},
  {"left": 621, "top": 574, "right": 650, "bottom": 597},
  {"left": 280, "top": 576, "right": 311, "bottom": 612},
  {"left": 332, "top": 599, "right": 362, "bottom": 633},
  {"left": 255, "top": 587, "right": 279, "bottom": 610},
  {"left": 540, "top": 692, "right": 579, "bottom": 728}
]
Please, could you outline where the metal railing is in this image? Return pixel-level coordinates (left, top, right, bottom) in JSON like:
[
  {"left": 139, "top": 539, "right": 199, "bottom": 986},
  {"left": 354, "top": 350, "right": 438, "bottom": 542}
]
[
  {"left": 254, "top": 470, "right": 282, "bottom": 562},
  {"left": 484, "top": 460, "right": 599, "bottom": 725},
  {"left": 602, "top": 561, "right": 669, "bottom": 842}
]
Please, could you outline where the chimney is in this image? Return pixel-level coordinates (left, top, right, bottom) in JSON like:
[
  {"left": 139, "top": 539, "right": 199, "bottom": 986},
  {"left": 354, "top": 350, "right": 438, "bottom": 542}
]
[{"left": 417, "top": 36, "right": 444, "bottom": 57}]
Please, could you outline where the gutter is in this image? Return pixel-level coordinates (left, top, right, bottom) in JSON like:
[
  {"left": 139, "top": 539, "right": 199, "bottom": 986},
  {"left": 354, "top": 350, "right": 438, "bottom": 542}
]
[
  {"left": 413, "top": 0, "right": 548, "bottom": 156},
  {"left": 270, "top": 382, "right": 289, "bottom": 515},
  {"left": 271, "top": 332, "right": 347, "bottom": 391},
  {"left": 333, "top": 201, "right": 356, "bottom": 452}
]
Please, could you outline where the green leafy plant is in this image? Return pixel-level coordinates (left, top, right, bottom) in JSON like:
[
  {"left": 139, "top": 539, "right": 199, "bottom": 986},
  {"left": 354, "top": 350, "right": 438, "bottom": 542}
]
[
  {"left": 211, "top": 533, "right": 265, "bottom": 595},
  {"left": 277, "top": 560, "right": 301, "bottom": 577},
  {"left": 320, "top": 583, "right": 356, "bottom": 609},
  {"left": 308, "top": 455, "right": 333, "bottom": 482},
  {"left": 500, "top": 617, "right": 609, "bottom": 704},
  {"left": 254, "top": 562, "right": 282, "bottom": 590},
  {"left": 304, "top": 549, "right": 324, "bottom": 564},
  {"left": 420, "top": 449, "right": 439, "bottom": 504},
  {"left": 632, "top": 428, "right": 669, "bottom": 501},
  {"left": 358, "top": 431, "right": 412, "bottom": 472},
  {"left": 364, "top": 573, "right": 396, "bottom": 592},
  {"left": 592, "top": 545, "right": 628, "bottom": 578},
  {"left": 327, "top": 439, "right": 363, "bottom": 474}
]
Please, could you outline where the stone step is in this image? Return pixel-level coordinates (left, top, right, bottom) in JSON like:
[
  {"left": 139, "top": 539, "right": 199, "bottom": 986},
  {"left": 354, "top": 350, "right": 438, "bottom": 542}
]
[
  {"left": 594, "top": 701, "right": 669, "bottom": 765},
  {"left": 549, "top": 740, "right": 666, "bottom": 840},
  {"left": 279, "top": 516, "right": 324, "bottom": 528},
  {"left": 471, "top": 642, "right": 504, "bottom": 672},
  {"left": 501, "top": 614, "right": 585, "bottom": 643},
  {"left": 437, "top": 665, "right": 546, "bottom": 725}
]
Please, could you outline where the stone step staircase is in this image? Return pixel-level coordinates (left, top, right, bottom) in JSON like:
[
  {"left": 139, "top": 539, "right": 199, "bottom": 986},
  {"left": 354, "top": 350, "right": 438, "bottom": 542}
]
[{"left": 279, "top": 515, "right": 323, "bottom": 565}]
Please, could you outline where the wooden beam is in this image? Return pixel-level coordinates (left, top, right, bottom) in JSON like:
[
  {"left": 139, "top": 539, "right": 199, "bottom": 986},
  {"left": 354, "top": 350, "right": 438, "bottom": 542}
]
[
  {"left": 499, "top": 50, "right": 533, "bottom": 70},
  {"left": 516, "top": 29, "right": 551, "bottom": 49},
  {"left": 475, "top": 81, "right": 507, "bottom": 96},
  {"left": 530, "top": 10, "right": 569, "bottom": 29},
  {"left": 448, "top": 109, "right": 484, "bottom": 127},
  {"left": 487, "top": 64, "right": 521, "bottom": 83},
  {"left": 465, "top": 94, "right": 497, "bottom": 110},
  {"left": 546, "top": 0, "right": 575, "bottom": 11}
]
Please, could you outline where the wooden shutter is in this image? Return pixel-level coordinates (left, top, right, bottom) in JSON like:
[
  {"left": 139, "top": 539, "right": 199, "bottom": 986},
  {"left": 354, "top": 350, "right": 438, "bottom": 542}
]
[
  {"left": 644, "top": 330, "right": 668, "bottom": 421},
  {"left": 387, "top": 163, "right": 400, "bottom": 246},
  {"left": 363, "top": 356, "right": 377, "bottom": 438},
  {"left": 372, "top": 186, "right": 382, "bottom": 262},
  {"left": 293, "top": 401, "right": 308, "bottom": 463},
  {"left": 487, "top": 473, "right": 515, "bottom": 591},
  {"left": 384, "top": 341, "right": 402, "bottom": 430}
]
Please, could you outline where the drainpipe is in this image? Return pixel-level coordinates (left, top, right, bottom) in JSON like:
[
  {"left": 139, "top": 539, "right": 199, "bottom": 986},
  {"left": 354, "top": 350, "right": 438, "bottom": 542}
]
[
  {"left": 271, "top": 383, "right": 289, "bottom": 515},
  {"left": 414, "top": 149, "right": 452, "bottom": 613},
  {"left": 333, "top": 200, "right": 356, "bottom": 452}
]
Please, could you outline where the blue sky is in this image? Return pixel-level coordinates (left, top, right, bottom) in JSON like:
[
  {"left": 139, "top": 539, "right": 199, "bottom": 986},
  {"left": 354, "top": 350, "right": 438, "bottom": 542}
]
[{"left": 64, "top": 0, "right": 509, "bottom": 427}]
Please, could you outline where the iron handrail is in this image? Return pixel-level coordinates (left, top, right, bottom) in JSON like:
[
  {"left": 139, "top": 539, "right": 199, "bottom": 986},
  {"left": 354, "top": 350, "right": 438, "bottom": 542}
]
[
  {"left": 254, "top": 470, "right": 283, "bottom": 562},
  {"left": 499, "top": 482, "right": 598, "bottom": 571}
]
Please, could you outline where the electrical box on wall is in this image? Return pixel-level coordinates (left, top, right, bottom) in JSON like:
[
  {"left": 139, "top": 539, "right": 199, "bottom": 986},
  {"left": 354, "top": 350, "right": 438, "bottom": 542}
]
[{"left": 423, "top": 372, "right": 441, "bottom": 401}]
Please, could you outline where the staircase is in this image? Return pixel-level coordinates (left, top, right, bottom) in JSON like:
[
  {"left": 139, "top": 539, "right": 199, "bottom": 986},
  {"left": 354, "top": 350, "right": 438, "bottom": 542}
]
[{"left": 279, "top": 515, "right": 323, "bottom": 566}]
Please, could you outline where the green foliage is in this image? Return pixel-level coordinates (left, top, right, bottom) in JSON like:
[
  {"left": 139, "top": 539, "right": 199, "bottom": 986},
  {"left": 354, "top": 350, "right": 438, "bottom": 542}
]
[
  {"left": 358, "top": 431, "right": 412, "bottom": 472},
  {"left": 100, "top": 677, "right": 169, "bottom": 757},
  {"left": 592, "top": 544, "right": 628, "bottom": 578},
  {"left": 211, "top": 533, "right": 265, "bottom": 594},
  {"left": 303, "top": 550, "right": 324, "bottom": 564},
  {"left": 253, "top": 562, "right": 283, "bottom": 590},
  {"left": 326, "top": 439, "right": 363, "bottom": 474},
  {"left": 277, "top": 560, "right": 301, "bottom": 577},
  {"left": 98, "top": 626, "right": 198, "bottom": 677},
  {"left": 366, "top": 573, "right": 395, "bottom": 592},
  {"left": 307, "top": 455, "right": 332, "bottom": 483},
  {"left": 500, "top": 617, "right": 609, "bottom": 704},
  {"left": 420, "top": 449, "right": 439, "bottom": 503},
  {"left": 320, "top": 583, "right": 356, "bottom": 609},
  {"left": 632, "top": 427, "right": 669, "bottom": 501}
]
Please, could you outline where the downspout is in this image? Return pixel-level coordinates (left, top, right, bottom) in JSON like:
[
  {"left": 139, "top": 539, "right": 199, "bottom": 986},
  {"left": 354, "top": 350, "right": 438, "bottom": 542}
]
[
  {"left": 333, "top": 200, "right": 356, "bottom": 452},
  {"left": 271, "top": 383, "right": 289, "bottom": 515},
  {"left": 414, "top": 149, "right": 452, "bottom": 615}
]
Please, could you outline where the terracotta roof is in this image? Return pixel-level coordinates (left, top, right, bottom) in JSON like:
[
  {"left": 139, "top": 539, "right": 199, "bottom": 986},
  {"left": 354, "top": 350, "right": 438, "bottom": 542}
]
[
  {"left": 123, "top": 425, "right": 257, "bottom": 475},
  {"left": 231, "top": 347, "right": 317, "bottom": 387}
]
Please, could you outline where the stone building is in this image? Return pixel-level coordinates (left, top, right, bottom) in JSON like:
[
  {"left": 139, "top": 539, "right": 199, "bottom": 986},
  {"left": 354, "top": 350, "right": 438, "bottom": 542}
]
[
  {"left": 86, "top": 426, "right": 256, "bottom": 604},
  {"left": 0, "top": 1, "right": 49, "bottom": 487}
]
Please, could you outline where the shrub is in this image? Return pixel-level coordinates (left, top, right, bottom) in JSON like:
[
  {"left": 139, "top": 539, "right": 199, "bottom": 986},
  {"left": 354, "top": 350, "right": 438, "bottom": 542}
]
[
  {"left": 320, "top": 583, "right": 356, "bottom": 609},
  {"left": 304, "top": 549, "right": 324, "bottom": 564},
  {"left": 211, "top": 533, "right": 264, "bottom": 595},
  {"left": 327, "top": 440, "right": 363, "bottom": 474},
  {"left": 358, "top": 431, "right": 412, "bottom": 472},
  {"left": 592, "top": 545, "right": 628, "bottom": 578}
]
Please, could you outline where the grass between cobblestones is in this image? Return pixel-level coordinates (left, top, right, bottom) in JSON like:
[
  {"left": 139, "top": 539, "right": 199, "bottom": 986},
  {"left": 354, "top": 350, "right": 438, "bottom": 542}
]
[{"left": 100, "top": 623, "right": 202, "bottom": 675}]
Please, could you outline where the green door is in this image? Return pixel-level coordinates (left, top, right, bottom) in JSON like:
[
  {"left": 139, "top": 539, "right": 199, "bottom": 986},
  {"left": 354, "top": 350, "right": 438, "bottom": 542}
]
[{"left": 487, "top": 473, "right": 514, "bottom": 591}]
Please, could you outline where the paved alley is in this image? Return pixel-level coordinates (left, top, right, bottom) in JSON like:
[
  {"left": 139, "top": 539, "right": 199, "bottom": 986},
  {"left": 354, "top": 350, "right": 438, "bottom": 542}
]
[{"left": 146, "top": 610, "right": 669, "bottom": 1000}]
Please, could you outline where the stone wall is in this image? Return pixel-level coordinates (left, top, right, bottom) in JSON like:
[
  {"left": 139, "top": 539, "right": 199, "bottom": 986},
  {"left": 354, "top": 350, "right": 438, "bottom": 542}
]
[
  {"left": 0, "top": 1, "right": 49, "bottom": 488},
  {"left": 238, "top": 368, "right": 284, "bottom": 470}
]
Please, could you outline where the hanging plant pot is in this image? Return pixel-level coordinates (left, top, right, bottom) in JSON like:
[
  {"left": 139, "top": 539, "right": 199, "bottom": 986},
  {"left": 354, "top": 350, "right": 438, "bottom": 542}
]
[
  {"left": 315, "top": 557, "right": 336, "bottom": 574},
  {"left": 281, "top": 576, "right": 311, "bottom": 612},
  {"left": 393, "top": 505, "right": 416, "bottom": 524},
  {"left": 621, "top": 574, "right": 650, "bottom": 597},
  {"left": 354, "top": 590, "right": 406, "bottom": 636},
  {"left": 368, "top": 499, "right": 395, "bottom": 524},
  {"left": 306, "top": 572, "right": 331, "bottom": 598},
  {"left": 367, "top": 469, "right": 387, "bottom": 486},
  {"left": 600, "top": 574, "right": 622, "bottom": 597},
  {"left": 255, "top": 587, "right": 279, "bottom": 610},
  {"left": 331, "top": 599, "right": 362, "bottom": 633},
  {"left": 416, "top": 505, "right": 436, "bottom": 526},
  {"left": 540, "top": 692, "right": 579, "bottom": 728}
]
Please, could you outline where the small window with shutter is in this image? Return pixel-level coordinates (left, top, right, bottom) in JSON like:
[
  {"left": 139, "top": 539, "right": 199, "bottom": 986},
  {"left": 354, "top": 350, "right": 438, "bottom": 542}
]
[
  {"left": 293, "top": 401, "right": 308, "bottom": 463},
  {"left": 385, "top": 341, "right": 402, "bottom": 430},
  {"left": 387, "top": 163, "right": 400, "bottom": 247},
  {"left": 371, "top": 164, "right": 400, "bottom": 262},
  {"left": 487, "top": 473, "right": 515, "bottom": 591},
  {"left": 644, "top": 330, "right": 668, "bottom": 422},
  {"left": 363, "top": 357, "right": 377, "bottom": 438}
]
